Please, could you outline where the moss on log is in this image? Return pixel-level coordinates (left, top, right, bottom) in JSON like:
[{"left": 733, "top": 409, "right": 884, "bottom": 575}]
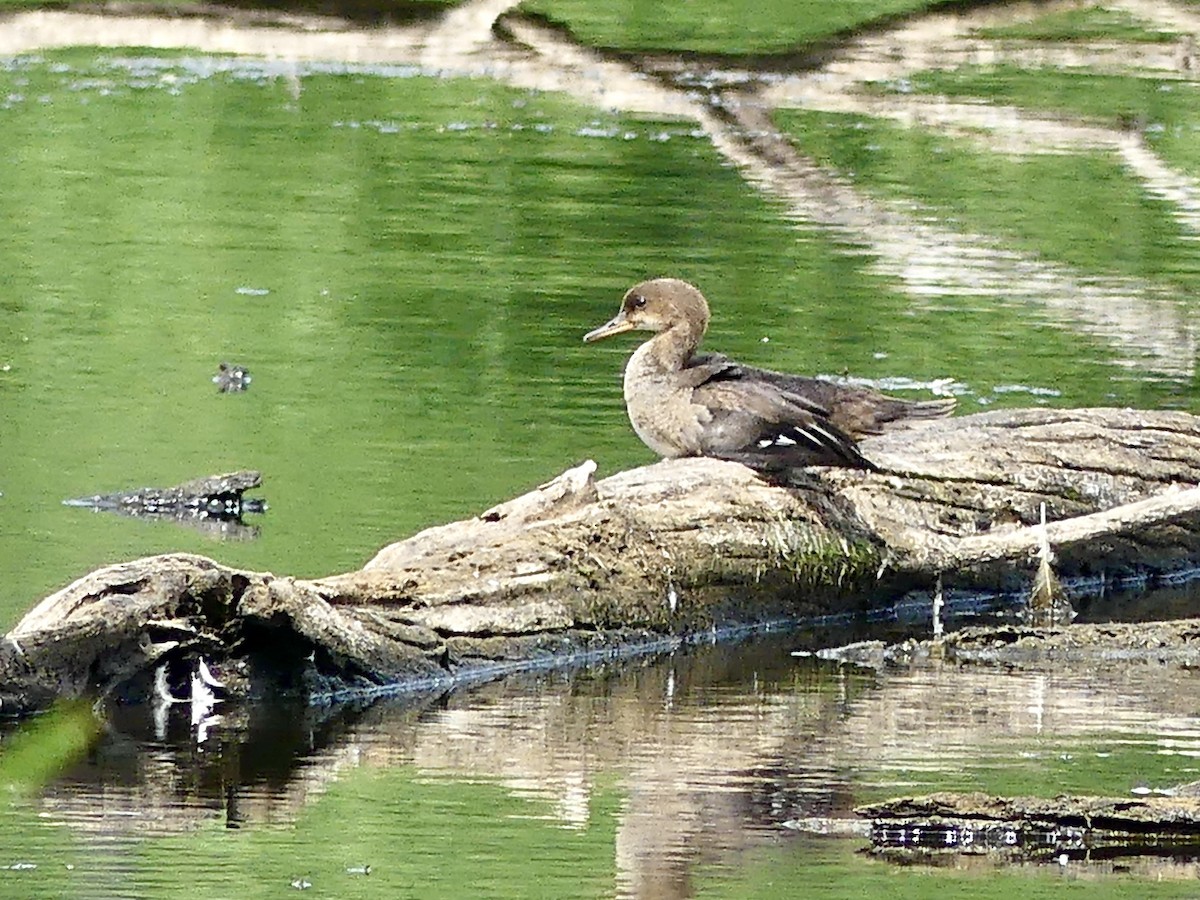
[{"left": 3, "top": 407, "right": 1200, "bottom": 715}]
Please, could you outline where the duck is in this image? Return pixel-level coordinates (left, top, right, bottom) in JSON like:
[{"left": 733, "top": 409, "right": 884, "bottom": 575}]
[{"left": 583, "top": 278, "right": 955, "bottom": 473}]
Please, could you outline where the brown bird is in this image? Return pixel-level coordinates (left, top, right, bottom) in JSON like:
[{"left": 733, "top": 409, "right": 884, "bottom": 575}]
[{"left": 583, "top": 278, "right": 954, "bottom": 472}]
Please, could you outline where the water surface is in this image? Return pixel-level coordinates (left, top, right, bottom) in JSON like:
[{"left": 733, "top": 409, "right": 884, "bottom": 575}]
[
  {"left": 5, "top": 633, "right": 1200, "bottom": 897},
  {"left": 1, "top": 1, "right": 1199, "bottom": 896}
]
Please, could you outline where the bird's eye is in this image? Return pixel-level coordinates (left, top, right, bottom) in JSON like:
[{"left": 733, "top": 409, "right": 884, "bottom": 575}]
[{"left": 630, "top": 294, "right": 647, "bottom": 310}]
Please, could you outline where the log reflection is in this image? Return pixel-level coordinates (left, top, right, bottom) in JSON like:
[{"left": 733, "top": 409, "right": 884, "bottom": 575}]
[{"left": 34, "top": 631, "right": 1200, "bottom": 891}]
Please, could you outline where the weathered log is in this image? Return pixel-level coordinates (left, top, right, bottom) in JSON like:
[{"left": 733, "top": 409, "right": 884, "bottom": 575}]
[
  {"left": 819, "top": 617, "right": 1200, "bottom": 670},
  {"left": 859, "top": 791, "right": 1200, "bottom": 861},
  {"left": 61, "top": 470, "right": 267, "bottom": 539},
  {"left": 4, "top": 407, "right": 1200, "bottom": 716}
]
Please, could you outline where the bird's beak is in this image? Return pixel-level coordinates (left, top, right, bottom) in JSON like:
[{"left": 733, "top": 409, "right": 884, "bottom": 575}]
[{"left": 583, "top": 311, "right": 635, "bottom": 343}]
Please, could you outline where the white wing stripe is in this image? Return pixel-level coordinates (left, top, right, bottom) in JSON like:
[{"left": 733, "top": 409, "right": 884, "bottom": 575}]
[{"left": 807, "top": 422, "right": 845, "bottom": 449}]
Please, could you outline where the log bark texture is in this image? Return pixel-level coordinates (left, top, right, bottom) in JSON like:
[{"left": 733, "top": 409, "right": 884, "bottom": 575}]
[
  {"left": 859, "top": 790, "right": 1200, "bottom": 860},
  {"left": 4, "top": 407, "right": 1200, "bottom": 715}
]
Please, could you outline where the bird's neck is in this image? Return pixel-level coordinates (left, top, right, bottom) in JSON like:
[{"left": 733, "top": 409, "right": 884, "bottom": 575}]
[{"left": 640, "top": 322, "right": 703, "bottom": 372}]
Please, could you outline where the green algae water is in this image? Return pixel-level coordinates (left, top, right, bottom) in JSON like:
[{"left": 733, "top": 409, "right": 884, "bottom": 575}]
[
  {"left": 1, "top": 0, "right": 1200, "bottom": 894},
  {"left": 2, "top": 50, "right": 1194, "bottom": 628},
  {"left": 1, "top": 53, "right": 894, "bottom": 618}
]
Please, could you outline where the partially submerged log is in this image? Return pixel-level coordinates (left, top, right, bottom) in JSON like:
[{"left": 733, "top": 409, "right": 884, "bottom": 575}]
[
  {"left": 820, "top": 617, "right": 1200, "bottom": 670},
  {"left": 61, "top": 470, "right": 267, "bottom": 539},
  {"left": 62, "top": 470, "right": 266, "bottom": 516},
  {"left": 5, "top": 407, "right": 1200, "bottom": 715},
  {"left": 859, "top": 791, "right": 1200, "bottom": 861}
]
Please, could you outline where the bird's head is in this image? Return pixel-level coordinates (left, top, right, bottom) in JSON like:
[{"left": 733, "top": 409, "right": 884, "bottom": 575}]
[{"left": 583, "top": 278, "right": 711, "bottom": 343}]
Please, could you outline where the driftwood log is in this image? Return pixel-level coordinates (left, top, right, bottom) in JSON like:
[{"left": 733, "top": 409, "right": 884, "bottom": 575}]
[
  {"left": 61, "top": 470, "right": 267, "bottom": 540},
  {"left": 820, "top": 617, "right": 1200, "bottom": 670},
  {"left": 4, "top": 407, "right": 1200, "bottom": 716},
  {"left": 61, "top": 470, "right": 266, "bottom": 518},
  {"left": 859, "top": 791, "right": 1200, "bottom": 861}
]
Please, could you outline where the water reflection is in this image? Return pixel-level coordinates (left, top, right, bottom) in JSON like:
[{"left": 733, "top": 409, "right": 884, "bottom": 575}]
[
  {"left": 1, "top": 4, "right": 1199, "bottom": 893},
  {"left": 14, "top": 630, "right": 1199, "bottom": 894},
  {"left": 6, "top": 0, "right": 1198, "bottom": 381}
]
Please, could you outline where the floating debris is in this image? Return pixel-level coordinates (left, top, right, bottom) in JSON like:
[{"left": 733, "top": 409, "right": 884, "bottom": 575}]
[
  {"left": 64, "top": 471, "right": 265, "bottom": 518},
  {"left": 62, "top": 471, "right": 267, "bottom": 539},
  {"left": 860, "top": 791, "right": 1200, "bottom": 864},
  {"left": 214, "top": 362, "right": 252, "bottom": 393}
]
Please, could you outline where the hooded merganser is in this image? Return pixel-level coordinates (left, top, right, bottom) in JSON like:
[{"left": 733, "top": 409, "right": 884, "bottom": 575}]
[{"left": 583, "top": 278, "right": 954, "bottom": 472}]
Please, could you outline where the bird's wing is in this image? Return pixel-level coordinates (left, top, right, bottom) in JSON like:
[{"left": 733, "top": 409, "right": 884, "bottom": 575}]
[
  {"left": 693, "top": 380, "right": 875, "bottom": 470},
  {"left": 676, "top": 352, "right": 739, "bottom": 390},
  {"left": 687, "top": 353, "right": 833, "bottom": 418}
]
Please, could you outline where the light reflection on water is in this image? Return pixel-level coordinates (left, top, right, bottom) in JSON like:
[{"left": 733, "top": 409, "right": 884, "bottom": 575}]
[{"left": 4, "top": 631, "right": 1198, "bottom": 895}]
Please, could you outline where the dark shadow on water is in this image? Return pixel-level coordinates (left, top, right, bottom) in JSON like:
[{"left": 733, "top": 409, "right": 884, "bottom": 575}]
[{"left": 1074, "top": 580, "right": 1200, "bottom": 624}]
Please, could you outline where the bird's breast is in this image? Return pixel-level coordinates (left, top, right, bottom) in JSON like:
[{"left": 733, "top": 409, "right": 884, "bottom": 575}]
[{"left": 622, "top": 355, "right": 708, "bottom": 458}]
